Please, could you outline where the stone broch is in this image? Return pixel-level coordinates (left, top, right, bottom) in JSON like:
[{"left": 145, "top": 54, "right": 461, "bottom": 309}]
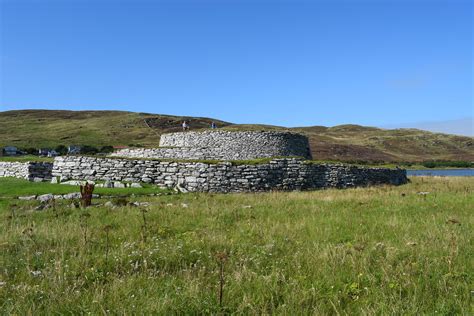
[
  {"left": 1, "top": 130, "right": 408, "bottom": 192},
  {"left": 110, "top": 130, "right": 312, "bottom": 161}
]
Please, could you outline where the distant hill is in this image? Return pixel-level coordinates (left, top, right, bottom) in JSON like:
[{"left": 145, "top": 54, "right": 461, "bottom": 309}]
[
  {"left": 1, "top": 110, "right": 472, "bottom": 162},
  {"left": 383, "top": 118, "right": 473, "bottom": 137}
]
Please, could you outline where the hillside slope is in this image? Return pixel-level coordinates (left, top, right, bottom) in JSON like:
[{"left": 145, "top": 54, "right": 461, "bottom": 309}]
[{"left": 1, "top": 110, "right": 472, "bottom": 162}]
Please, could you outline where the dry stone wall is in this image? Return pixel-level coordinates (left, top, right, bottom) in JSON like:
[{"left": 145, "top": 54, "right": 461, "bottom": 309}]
[
  {"left": 52, "top": 156, "right": 407, "bottom": 193},
  {"left": 0, "top": 162, "right": 29, "bottom": 179},
  {"left": 1, "top": 130, "right": 409, "bottom": 190},
  {"left": 111, "top": 131, "right": 312, "bottom": 161},
  {"left": 0, "top": 161, "right": 53, "bottom": 182},
  {"left": 111, "top": 147, "right": 230, "bottom": 160}
]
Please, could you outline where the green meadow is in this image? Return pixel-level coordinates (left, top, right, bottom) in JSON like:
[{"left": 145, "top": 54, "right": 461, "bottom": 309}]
[
  {"left": 0, "top": 177, "right": 472, "bottom": 314},
  {"left": 0, "top": 155, "right": 54, "bottom": 163},
  {"left": 0, "top": 177, "right": 165, "bottom": 198}
]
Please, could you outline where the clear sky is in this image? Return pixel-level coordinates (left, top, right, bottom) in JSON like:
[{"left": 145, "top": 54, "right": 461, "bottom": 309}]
[{"left": 0, "top": 0, "right": 472, "bottom": 128}]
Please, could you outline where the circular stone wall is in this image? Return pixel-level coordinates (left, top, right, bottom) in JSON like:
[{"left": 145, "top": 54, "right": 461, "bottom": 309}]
[{"left": 159, "top": 130, "right": 312, "bottom": 160}]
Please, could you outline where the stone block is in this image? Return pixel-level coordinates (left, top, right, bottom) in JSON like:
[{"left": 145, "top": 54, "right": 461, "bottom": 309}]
[{"left": 38, "top": 194, "right": 54, "bottom": 202}]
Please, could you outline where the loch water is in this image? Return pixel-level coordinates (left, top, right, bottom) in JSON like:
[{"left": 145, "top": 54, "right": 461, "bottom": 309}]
[{"left": 407, "top": 169, "right": 474, "bottom": 177}]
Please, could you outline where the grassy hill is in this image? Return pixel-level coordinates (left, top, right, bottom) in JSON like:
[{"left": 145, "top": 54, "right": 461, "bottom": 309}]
[{"left": 1, "top": 109, "right": 472, "bottom": 162}]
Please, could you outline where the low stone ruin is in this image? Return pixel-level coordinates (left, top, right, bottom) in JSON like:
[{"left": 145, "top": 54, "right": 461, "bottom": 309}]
[
  {"left": 1, "top": 130, "right": 408, "bottom": 192},
  {"left": 0, "top": 161, "right": 53, "bottom": 182},
  {"left": 52, "top": 156, "right": 407, "bottom": 193}
]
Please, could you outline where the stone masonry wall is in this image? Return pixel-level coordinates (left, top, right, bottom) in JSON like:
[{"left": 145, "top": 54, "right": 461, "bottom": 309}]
[
  {"left": 0, "top": 161, "right": 53, "bottom": 181},
  {"left": 111, "top": 147, "right": 225, "bottom": 160},
  {"left": 52, "top": 156, "right": 407, "bottom": 193},
  {"left": 0, "top": 162, "right": 29, "bottom": 179},
  {"left": 111, "top": 131, "right": 312, "bottom": 161}
]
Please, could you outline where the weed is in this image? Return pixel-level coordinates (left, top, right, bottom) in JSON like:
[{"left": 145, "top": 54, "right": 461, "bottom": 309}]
[
  {"left": 215, "top": 251, "right": 229, "bottom": 308},
  {"left": 80, "top": 211, "right": 91, "bottom": 247},
  {"left": 139, "top": 208, "right": 148, "bottom": 244},
  {"left": 103, "top": 224, "right": 113, "bottom": 267},
  {"left": 446, "top": 219, "right": 461, "bottom": 274},
  {"left": 6, "top": 204, "right": 16, "bottom": 228},
  {"left": 113, "top": 197, "right": 129, "bottom": 207}
]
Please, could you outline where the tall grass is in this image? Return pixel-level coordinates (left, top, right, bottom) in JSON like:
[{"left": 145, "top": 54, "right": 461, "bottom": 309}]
[{"left": 0, "top": 177, "right": 472, "bottom": 314}]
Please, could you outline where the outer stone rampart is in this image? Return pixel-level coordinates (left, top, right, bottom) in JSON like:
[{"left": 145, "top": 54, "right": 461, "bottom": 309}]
[
  {"left": 52, "top": 156, "right": 407, "bottom": 193},
  {"left": 0, "top": 161, "right": 53, "bottom": 181}
]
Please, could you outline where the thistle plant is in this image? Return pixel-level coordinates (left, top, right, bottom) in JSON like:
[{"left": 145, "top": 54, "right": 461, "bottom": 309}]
[
  {"left": 79, "top": 211, "right": 91, "bottom": 247},
  {"left": 140, "top": 208, "right": 148, "bottom": 244},
  {"left": 103, "top": 224, "right": 113, "bottom": 267},
  {"left": 215, "top": 251, "right": 229, "bottom": 308}
]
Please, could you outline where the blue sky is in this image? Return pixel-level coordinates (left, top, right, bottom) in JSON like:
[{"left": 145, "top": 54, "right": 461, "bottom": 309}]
[{"left": 0, "top": 0, "right": 472, "bottom": 129}]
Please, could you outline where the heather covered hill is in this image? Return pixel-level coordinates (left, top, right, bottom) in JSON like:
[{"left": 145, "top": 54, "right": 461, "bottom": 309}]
[
  {"left": 294, "top": 125, "right": 473, "bottom": 162},
  {"left": 1, "top": 110, "right": 472, "bottom": 162},
  {"left": 0, "top": 110, "right": 231, "bottom": 148}
]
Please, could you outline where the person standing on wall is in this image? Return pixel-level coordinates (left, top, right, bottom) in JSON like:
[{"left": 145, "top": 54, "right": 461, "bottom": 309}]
[
  {"left": 182, "top": 120, "right": 189, "bottom": 131},
  {"left": 210, "top": 121, "right": 216, "bottom": 129}
]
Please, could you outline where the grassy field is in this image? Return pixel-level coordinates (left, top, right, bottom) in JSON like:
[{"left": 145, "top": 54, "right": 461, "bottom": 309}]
[
  {"left": 0, "top": 177, "right": 166, "bottom": 198},
  {"left": 2, "top": 109, "right": 473, "bottom": 162},
  {"left": 0, "top": 177, "right": 472, "bottom": 314},
  {"left": 0, "top": 155, "right": 54, "bottom": 163}
]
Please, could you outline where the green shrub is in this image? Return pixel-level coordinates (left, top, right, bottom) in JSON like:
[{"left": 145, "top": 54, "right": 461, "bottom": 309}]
[
  {"left": 99, "top": 146, "right": 114, "bottom": 153},
  {"left": 21, "top": 147, "right": 38, "bottom": 155},
  {"left": 421, "top": 160, "right": 473, "bottom": 168},
  {"left": 80, "top": 145, "right": 99, "bottom": 154},
  {"left": 55, "top": 145, "right": 68, "bottom": 155}
]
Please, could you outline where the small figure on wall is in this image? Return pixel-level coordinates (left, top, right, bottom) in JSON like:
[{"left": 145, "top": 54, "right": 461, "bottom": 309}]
[
  {"left": 182, "top": 120, "right": 189, "bottom": 131},
  {"left": 210, "top": 121, "right": 217, "bottom": 129}
]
